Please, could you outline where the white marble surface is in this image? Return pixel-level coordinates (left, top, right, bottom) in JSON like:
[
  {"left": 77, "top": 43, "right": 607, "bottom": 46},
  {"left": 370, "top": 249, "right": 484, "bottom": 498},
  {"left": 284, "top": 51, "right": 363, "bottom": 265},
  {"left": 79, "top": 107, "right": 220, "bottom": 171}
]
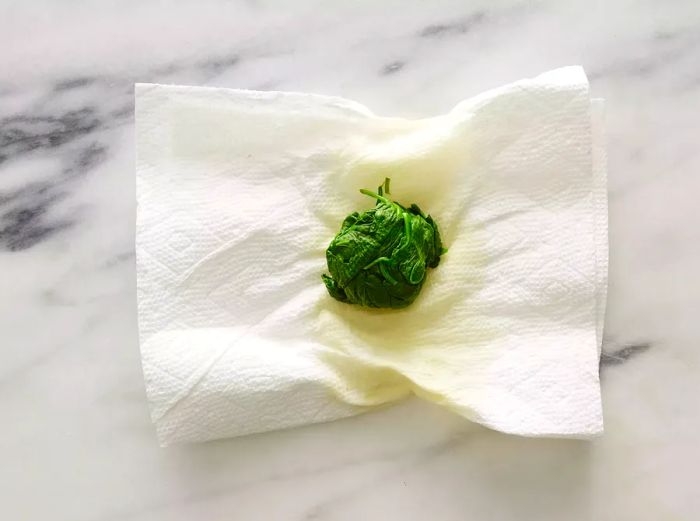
[{"left": 1, "top": 1, "right": 699, "bottom": 520}]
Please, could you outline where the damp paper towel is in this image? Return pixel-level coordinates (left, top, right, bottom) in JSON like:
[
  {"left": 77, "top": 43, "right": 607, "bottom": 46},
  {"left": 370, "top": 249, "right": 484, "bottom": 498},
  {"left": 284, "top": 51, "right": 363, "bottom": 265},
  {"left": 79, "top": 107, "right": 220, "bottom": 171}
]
[{"left": 136, "top": 66, "right": 607, "bottom": 446}]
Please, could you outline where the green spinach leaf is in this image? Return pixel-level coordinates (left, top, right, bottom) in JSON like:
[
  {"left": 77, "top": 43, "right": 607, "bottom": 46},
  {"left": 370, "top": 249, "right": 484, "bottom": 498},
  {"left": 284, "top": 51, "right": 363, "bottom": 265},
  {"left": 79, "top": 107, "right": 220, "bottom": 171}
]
[{"left": 322, "top": 178, "right": 446, "bottom": 309}]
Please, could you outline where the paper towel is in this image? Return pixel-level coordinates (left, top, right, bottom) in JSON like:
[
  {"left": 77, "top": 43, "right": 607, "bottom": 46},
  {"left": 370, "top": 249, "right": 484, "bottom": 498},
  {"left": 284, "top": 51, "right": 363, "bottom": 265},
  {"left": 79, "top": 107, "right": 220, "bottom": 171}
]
[{"left": 135, "top": 66, "right": 607, "bottom": 446}]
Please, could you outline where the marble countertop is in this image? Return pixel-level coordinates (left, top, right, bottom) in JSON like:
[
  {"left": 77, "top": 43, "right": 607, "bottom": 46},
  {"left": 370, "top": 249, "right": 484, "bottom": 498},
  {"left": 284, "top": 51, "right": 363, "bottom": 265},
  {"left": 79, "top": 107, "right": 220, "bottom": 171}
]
[{"left": 2, "top": 1, "right": 699, "bottom": 520}]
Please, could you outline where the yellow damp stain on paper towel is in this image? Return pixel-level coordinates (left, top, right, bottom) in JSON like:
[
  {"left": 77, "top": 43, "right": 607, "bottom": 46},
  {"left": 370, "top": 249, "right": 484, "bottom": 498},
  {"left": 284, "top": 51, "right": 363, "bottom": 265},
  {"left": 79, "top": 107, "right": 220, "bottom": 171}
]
[
  {"left": 302, "top": 112, "right": 502, "bottom": 413},
  {"left": 314, "top": 214, "right": 497, "bottom": 412}
]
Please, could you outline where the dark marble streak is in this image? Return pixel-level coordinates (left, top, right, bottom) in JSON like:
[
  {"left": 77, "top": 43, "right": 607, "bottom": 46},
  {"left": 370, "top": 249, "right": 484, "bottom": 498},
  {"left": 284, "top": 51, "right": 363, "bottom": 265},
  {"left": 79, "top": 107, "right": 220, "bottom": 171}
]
[
  {"left": 0, "top": 145, "right": 108, "bottom": 252},
  {"left": 197, "top": 54, "right": 240, "bottom": 75},
  {"left": 0, "top": 197, "right": 73, "bottom": 251},
  {"left": 42, "top": 49, "right": 244, "bottom": 102},
  {"left": 0, "top": 140, "right": 107, "bottom": 203},
  {"left": 420, "top": 11, "right": 486, "bottom": 38},
  {"left": 0, "top": 139, "right": 108, "bottom": 252},
  {"left": 600, "top": 342, "right": 651, "bottom": 368},
  {"left": 0, "top": 106, "right": 110, "bottom": 250},
  {"left": 381, "top": 61, "right": 405, "bottom": 75},
  {"left": 109, "top": 102, "right": 135, "bottom": 120},
  {"left": 589, "top": 30, "right": 700, "bottom": 81},
  {"left": 0, "top": 108, "right": 101, "bottom": 165},
  {"left": 0, "top": 68, "right": 144, "bottom": 251},
  {"left": 53, "top": 76, "right": 97, "bottom": 92},
  {"left": 0, "top": 52, "right": 238, "bottom": 252},
  {"left": 65, "top": 142, "right": 107, "bottom": 174},
  {"left": 111, "top": 50, "right": 242, "bottom": 87},
  {"left": 101, "top": 250, "right": 135, "bottom": 270}
]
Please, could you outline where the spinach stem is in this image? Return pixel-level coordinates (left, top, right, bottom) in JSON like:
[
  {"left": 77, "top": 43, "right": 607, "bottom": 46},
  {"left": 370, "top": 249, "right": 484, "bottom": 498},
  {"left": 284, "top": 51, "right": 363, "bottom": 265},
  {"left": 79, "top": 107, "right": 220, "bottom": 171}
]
[
  {"left": 363, "top": 256, "right": 391, "bottom": 269},
  {"left": 380, "top": 262, "right": 398, "bottom": 285},
  {"left": 403, "top": 213, "right": 412, "bottom": 242},
  {"left": 359, "top": 189, "right": 392, "bottom": 206}
]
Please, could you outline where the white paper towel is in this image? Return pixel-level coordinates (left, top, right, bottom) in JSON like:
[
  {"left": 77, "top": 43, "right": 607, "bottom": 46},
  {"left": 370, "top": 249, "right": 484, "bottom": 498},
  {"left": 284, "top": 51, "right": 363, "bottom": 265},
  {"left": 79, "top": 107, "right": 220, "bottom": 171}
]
[{"left": 136, "top": 66, "right": 607, "bottom": 446}]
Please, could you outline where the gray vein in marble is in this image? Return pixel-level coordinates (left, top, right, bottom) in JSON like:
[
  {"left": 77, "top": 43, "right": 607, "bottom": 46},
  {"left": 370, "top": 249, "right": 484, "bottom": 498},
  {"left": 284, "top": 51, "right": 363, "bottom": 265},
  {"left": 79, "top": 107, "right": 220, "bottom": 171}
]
[
  {"left": 101, "top": 250, "right": 136, "bottom": 270},
  {"left": 197, "top": 53, "right": 241, "bottom": 75},
  {"left": 589, "top": 30, "right": 700, "bottom": 81},
  {"left": 0, "top": 127, "right": 108, "bottom": 250},
  {"left": 42, "top": 51, "right": 243, "bottom": 102},
  {"left": 381, "top": 60, "right": 405, "bottom": 75},
  {"left": 126, "top": 51, "right": 242, "bottom": 85},
  {"left": 419, "top": 11, "right": 487, "bottom": 38},
  {"left": 0, "top": 195, "right": 73, "bottom": 251},
  {"left": 53, "top": 76, "right": 97, "bottom": 92},
  {"left": 600, "top": 342, "right": 651, "bottom": 368},
  {"left": 68, "top": 142, "right": 108, "bottom": 173},
  {"left": 0, "top": 108, "right": 102, "bottom": 164}
]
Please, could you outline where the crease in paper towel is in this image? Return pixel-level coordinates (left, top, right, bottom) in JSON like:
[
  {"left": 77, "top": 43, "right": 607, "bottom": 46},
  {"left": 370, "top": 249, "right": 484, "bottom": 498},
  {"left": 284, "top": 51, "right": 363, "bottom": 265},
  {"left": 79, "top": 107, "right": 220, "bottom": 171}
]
[{"left": 136, "top": 66, "right": 607, "bottom": 445}]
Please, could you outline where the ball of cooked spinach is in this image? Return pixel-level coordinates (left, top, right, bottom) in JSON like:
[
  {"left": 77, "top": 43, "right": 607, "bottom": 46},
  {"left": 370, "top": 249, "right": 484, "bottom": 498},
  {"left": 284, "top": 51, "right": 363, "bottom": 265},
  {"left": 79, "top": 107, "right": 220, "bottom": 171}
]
[{"left": 322, "top": 178, "right": 446, "bottom": 309}]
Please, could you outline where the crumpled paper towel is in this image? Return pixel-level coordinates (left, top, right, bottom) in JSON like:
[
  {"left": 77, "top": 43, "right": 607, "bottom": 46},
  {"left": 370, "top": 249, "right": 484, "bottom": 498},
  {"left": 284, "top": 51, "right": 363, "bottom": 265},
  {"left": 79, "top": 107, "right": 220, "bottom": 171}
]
[{"left": 135, "top": 66, "right": 607, "bottom": 446}]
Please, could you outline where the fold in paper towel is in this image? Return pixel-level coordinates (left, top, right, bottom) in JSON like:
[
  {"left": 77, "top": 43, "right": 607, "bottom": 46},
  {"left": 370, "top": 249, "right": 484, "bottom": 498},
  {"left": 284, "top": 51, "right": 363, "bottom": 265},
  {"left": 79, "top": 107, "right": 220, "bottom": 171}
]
[{"left": 136, "top": 66, "right": 607, "bottom": 446}]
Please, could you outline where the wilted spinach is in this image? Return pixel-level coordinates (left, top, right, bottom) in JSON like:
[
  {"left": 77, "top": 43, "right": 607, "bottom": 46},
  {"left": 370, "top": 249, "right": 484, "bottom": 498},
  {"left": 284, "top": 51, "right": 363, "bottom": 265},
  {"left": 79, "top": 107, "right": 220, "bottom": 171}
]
[{"left": 322, "top": 178, "right": 446, "bottom": 309}]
